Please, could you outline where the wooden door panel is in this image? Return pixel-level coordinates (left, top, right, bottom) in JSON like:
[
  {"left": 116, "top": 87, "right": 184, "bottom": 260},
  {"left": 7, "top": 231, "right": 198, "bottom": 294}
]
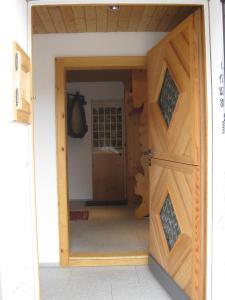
[
  {"left": 92, "top": 153, "right": 125, "bottom": 201},
  {"left": 149, "top": 159, "right": 200, "bottom": 299},
  {"left": 147, "top": 15, "right": 200, "bottom": 165}
]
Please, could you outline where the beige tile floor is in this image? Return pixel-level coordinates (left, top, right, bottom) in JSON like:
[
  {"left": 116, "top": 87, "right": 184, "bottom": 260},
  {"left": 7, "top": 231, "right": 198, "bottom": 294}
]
[
  {"left": 69, "top": 205, "right": 149, "bottom": 252},
  {"left": 39, "top": 265, "right": 172, "bottom": 300},
  {"left": 41, "top": 205, "right": 171, "bottom": 299}
]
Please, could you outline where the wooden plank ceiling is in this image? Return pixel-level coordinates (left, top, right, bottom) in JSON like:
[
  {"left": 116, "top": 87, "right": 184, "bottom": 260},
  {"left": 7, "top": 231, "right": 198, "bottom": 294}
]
[{"left": 32, "top": 5, "right": 197, "bottom": 34}]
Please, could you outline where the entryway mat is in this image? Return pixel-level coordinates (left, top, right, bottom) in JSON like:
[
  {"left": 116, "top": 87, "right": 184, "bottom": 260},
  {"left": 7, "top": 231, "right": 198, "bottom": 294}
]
[
  {"left": 70, "top": 211, "right": 89, "bottom": 221},
  {"left": 85, "top": 200, "right": 127, "bottom": 206}
]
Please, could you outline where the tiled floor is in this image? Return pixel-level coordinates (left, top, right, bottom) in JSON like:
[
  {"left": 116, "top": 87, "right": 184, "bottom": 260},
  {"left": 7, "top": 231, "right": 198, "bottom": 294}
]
[
  {"left": 70, "top": 205, "right": 149, "bottom": 252},
  {"left": 40, "top": 265, "right": 172, "bottom": 300}
]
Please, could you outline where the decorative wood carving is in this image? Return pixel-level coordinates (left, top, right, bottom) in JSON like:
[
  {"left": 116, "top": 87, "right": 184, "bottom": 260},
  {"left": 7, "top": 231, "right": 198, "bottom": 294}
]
[
  {"left": 125, "top": 89, "right": 143, "bottom": 206},
  {"left": 134, "top": 101, "right": 149, "bottom": 219},
  {"left": 125, "top": 69, "right": 149, "bottom": 219}
]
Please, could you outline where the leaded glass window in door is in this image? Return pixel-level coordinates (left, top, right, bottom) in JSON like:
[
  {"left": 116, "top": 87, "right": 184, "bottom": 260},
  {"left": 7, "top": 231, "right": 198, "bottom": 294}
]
[
  {"left": 158, "top": 69, "right": 179, "bottom": 127},
  {"left": 92, "top": 101, "right": 123, "bottom": 151}
]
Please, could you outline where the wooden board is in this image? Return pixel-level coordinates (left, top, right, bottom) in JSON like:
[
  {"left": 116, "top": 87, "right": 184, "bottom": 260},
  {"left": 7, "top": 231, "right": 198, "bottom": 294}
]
[
  {"left": 132, "top": 70, "right": 147, "bottom": 109},
  {"left": 147, "top": 11, "right": 206, "bottom": 300},
  {"left": 13, "top": 42, "right": 32, "bottom": 124},
  {"left": 32, "top": 5, "right": 197, "bottom": 34},
  {"left": 67, "top": 70, "right": 131, "bottom": 84},
  {"left": 125, "top": 70, "right": 148, "bottom": 207},
  {"left": 69, "top": 251, "right": 148, "bottom": 266},
  {"left": 92, "top": 153, "right": 125, "bottom": 202},
  {"left": 149, "top": 159, "right": 200, "bottom": 299},
  {"left": 147, "top": 15, "right": 200, "bottom": 165},
  {"left": 134, "top": 102, "right": 149, "bottom": 219},
  {"left": 124, "top": 88, "right": 142, "bottom": 206}
]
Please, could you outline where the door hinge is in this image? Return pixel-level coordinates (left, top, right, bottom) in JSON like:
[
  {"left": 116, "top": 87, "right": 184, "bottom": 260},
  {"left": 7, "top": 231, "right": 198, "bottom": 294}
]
[
  {"left": 15, "top": 52, "right": 19, "bottom": 71},
  {"left": 15, "top": 88, "right": 19, "bottom": 107}
]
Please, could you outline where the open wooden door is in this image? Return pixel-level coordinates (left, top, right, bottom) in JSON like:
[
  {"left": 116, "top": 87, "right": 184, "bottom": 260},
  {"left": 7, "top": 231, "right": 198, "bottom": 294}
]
[
  {"left": 92, "top": 100, "right": 125, "bottom": 202},
  {"left": 147, "top": 12, "right": 203, "bottom": 300}
]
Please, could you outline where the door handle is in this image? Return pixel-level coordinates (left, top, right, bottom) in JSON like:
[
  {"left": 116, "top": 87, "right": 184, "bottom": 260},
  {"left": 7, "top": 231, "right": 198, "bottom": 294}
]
[
  {"left": 143, "top": 149, "right": 153, "bottom": 158},
  {"left": 143, "top": 149, "right": 153, "bottom": 166}
]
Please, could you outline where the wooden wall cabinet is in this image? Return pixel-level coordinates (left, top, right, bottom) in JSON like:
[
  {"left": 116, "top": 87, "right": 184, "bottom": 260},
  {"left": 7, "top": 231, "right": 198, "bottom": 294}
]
[{"left": 13, "top": 42, "right": 32, "bottom": 124}]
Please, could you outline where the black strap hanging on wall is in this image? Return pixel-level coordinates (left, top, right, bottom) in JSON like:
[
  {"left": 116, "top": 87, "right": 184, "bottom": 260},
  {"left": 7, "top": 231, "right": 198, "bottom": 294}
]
[{"left": 67, "top": 92, "right": 88, "bottom": 138}]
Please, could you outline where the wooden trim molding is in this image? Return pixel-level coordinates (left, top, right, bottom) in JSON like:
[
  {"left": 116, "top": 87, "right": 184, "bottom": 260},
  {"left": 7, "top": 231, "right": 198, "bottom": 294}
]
[
  {"left": 56, "top": 56, "right": 147, "bottom": 70},
  {"left": 69, "top": 251, "right": 149, "bottom": 267},
  {"left": 194, "top": 9, "right": 208, "bottom": 300},
  {"left": 56, "top": 59, "right": 70, "bottom": 266},
  {"left": 55, "top": 56, "right": 146, "bottom": 266}
]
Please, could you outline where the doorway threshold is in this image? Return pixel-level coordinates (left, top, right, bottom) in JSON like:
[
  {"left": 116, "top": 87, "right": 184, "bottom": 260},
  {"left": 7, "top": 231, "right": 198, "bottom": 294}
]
[{"left": 69, "top": 251, "right": 149, "bottom": 267}]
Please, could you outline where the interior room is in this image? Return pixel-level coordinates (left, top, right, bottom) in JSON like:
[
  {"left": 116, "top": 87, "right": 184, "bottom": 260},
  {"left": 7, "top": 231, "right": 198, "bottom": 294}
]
[
  {"left": 66, "top": 69, "right": 149, "bottom": 253},
  {"left": 32, "top": 3, "right": 206, "bottom": 300}
]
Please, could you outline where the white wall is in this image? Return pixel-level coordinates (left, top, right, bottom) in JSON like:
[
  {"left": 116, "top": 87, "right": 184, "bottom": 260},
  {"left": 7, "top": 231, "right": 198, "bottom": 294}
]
[
  {"left": 33, "top": 32, "right": 166, "bottom": 263},
  {"left": 0, "top": 1, "right": 39, "bottom": 300},
  {"left": 28, "top": 0, "right": 225, "bottom": 299},
  {"left": 208, "top": 1, "right": 225, "bottom": 299},
  {"left": 67, "top": 81, "right": 124, "bottom": 200}
]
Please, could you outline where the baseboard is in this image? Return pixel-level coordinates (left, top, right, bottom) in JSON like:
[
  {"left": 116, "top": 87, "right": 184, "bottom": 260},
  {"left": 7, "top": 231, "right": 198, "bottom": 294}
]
[
  {"left": 69, "top": 251, "right": 148, "bottom": 267},
  {"left": 39, "top": 263, "right": 60, "bottom": 268},
  {"left": 150, "top": 256, "right": 191, "bottom": 300}
]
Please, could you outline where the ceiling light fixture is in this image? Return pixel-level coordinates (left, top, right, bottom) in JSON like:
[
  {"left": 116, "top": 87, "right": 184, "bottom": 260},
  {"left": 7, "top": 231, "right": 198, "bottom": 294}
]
[{"left": 109, "top": 5, "right": 120, "bottom": 12}]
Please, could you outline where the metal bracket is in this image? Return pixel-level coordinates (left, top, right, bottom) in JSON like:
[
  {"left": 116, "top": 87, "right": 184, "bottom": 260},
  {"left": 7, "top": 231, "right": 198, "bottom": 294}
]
[
  {"left": 15, "top": 88, "right": 19, "bottom": 107},
  {"left": 143, "top": 149, "right": 153, "bottom": 159},
  {"left": 15, "top": 53, "right": 18, "bottom": 72}
]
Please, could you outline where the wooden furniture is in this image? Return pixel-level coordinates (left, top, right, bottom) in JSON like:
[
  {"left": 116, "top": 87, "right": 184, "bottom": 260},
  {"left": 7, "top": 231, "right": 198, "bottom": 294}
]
[
  {"left": 134, "top": 101, "right": 149, "bottom": 219},
  {"left": 125, "top": 70, "right": 149, "bottom": 210},
  {"left": 13, "top": 42, "right": 32, "bottom": 124}
]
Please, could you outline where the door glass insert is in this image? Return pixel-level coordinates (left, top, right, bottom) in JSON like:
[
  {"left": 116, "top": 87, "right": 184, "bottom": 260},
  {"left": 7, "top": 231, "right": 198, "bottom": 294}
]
[
  {"left": 160, "top": 193, "right": 181, "bottom": 251},
  {"left": 92, "top": 101, "right": 123, "bottom": 151},
  {"left": 158, "top": 69, "right": 179, "bottom": 127}
]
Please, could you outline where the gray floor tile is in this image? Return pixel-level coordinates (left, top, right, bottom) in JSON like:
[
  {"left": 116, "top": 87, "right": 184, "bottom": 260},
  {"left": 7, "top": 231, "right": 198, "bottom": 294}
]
[
  {"left": 111, "top": 282, "right": 171, "bottom": 300},
  {"left": 70, "top": 219, "right": 148, "bottom": 252},
  {"left": 136, "top": 265, "right": 158, "bottom": 284},
  {"left": 52, "top": 284, "right": 112, "bottom": 300},
  {"left": 40, "top": 266, "right": 171, "bottom": 300},
  {"left": 69, "top": 266, "right": 138, "bottom": 287}
]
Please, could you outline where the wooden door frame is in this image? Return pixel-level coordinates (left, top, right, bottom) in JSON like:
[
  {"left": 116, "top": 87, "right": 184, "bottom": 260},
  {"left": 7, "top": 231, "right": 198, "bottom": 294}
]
[
  {"left": 55, "top": 13, "right": 207, "bottom": 298},
  {"left": 55, "top": 56, "right": 148, "bottom": 266}
]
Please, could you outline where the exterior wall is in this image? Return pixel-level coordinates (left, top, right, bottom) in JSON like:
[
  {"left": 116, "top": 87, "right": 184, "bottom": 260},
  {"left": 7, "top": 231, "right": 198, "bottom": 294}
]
[
  {"left": 67, "top": 81, "right": 124, "bottom": 201},
  {"left": 208, "top": 1, "right": 225, "bottom": 299},
  {"left": 32, "top": 32, "right": 166, "bottom": 263},
  {"left": 29, "top": 0, "right": 225, "bottom": 299},
  {"left": 0, "top": 1, "right": 40, "bottom": 300}
]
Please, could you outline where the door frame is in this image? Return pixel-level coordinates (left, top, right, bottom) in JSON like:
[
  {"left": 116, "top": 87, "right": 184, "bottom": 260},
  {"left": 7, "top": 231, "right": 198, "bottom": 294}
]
[
  {"left": 55, "top": 14, "right": 207, "bottom": 299},
  {"left": 55, "top": 56, "right": 149, "bottom": 266}
]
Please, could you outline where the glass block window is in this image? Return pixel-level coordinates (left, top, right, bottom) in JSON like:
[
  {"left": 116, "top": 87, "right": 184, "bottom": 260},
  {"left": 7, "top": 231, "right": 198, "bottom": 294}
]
[
  {"left": 92, "top": 101, "right": 123, "bottom": 151},
  {"left": 158, "top": 69, "right": 179, "bottom": 127},
  {"left": 160, "top": 193, "right": 181, "bottom": 251}
]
